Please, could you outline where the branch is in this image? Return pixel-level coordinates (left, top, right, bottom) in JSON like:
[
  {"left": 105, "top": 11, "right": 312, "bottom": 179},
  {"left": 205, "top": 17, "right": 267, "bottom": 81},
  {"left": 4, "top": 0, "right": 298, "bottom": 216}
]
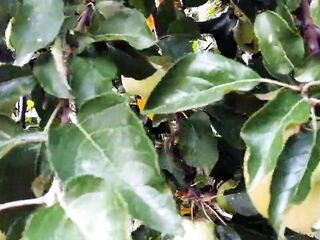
[{"left": 299, "top": 0, "right": 320, "bottom": 54}]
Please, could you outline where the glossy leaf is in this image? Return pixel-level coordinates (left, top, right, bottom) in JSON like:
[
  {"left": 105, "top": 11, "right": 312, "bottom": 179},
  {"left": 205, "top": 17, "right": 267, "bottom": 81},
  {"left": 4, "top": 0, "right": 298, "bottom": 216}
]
[
  {"left": 254, "top": 11, "right": 305, "bottom": 77},
  {"left": 0, "top": 116, "right": 46, "bottom": 159},
  {"left": 295, "top": 54, "right": 320, "bottom": 82},
  {"left": 33, "top": 44, "right": 72, "bottom": 99},
  {"left": 269, "top": 131, "right": 319, "bottom": 232},
  {"left": 63, "top": 175, "right": 132, "bottom": 240},
  {"left": 144, "top": 52, "right": 260, "bottom": 114},
  {"left": 311, "top": 0, "right": 320, "bottom": 28},
  {"left": 9, "top": 0, "right": 64, "bottom": 66},
  {"left": 21, "top": 205, "right": 85, "bottom": 240},
  {"left": 69, "top": 56, "right": 117, "bottom": 107},
  {"left": 0, "top": 65, "right": 35, "bottom": 116},
  {"left": 179, "top": 112, "right": 218, "bottom": 175},
  {"left": 89, "top": 1, "right": 156, "bottom": 50},
  {"left": 241, "top": 90, "right": 310, "bottom": 189},
  {"left": 48, "top": 94, "right": 181, "bottom": 235}
]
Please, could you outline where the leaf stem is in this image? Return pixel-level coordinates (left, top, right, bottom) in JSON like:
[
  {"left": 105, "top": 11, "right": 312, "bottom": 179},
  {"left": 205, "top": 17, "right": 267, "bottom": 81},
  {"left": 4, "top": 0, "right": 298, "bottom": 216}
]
[
  {"left": 44, "top": 101, "right": 62, "bottom": 132},
  {"left": 259, "top": 78, "right": 301, "bottom": 91},
  {"left": 17, "top": 132, "right": 48, "bottom": 144},
  {"left": 0, "top": 197, "right": 45, "bottom": 212}
]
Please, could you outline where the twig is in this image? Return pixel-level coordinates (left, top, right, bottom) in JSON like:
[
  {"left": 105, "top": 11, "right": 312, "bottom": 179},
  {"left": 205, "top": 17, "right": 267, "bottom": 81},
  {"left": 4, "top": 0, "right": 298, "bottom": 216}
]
[
  {"left": 203, "top": 202, "right": 227, "bottom": 225},
  {"left": 0, "top": 197, "right": 45, "bottom": 212},
  {"left": 44, "top": 101, "right": 62, "bottom": 132},
  {"left": 301, "top": 81, "right": 320, "bottom": 96}
]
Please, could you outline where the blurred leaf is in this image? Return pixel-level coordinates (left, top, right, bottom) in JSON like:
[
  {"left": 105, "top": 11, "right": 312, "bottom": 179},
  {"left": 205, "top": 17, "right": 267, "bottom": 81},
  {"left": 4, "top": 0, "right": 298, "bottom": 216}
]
[
  {"left": 225, "top": 192, "right": 258, "bottom": 216},
  {"left": 0, "top": 0, "right": 19, "bottom": 36},
  {"left": 254, "top": 11, "right": 305, "bottom": 77},
  {"left": 173, "top": 219, "right": 215, "bottom": 240},
  {"left": 269, "top": 130, "right": 320, "bottom": 232},
  {"left": 89, "top": 1, "right": 156, "bottom": 50},
  {"left": 168, "top": 18, "right": 200, "bottom": 37},
  {"left": 295, "top": 53, "right": 320, "bottom": 83},
  {"left": 275, "top": 3, "right": 296, "bottom": 30},
  {"left": 179, "top": 112, "right": 218, "bottom": 175},
  {"left": 157, "top": 0, "right": 177, "bottom": 36},
  {"left": 145, "top": 52, "right": 260, "bottom": 114},
  {"left": 69, "top": 56, "right": 117, "bottom": 108},
  {"left": 241, "top": 90, "right": 310, "bottom": 189},
  {"left": 6, "top": 216, "right": 28, "bottom": 240},
  {"left": 311, "top": 0, "right": 320, "bottom": 28},
  {"left": 283, "top": 0, "right": 302, "bottom": 11},
  {"left": 33, "top": 41, "right": 72, "bottom": 99},
  {"left": 21, "top": 205, "right": 85, "bottom": 240},
  {"left": 0, "top": 65, "right": 35, "bottom": 116},
  {"left": 48, "top": 94, "right": 182, "bottom": 235},
  {"left": 9, "top": 0, "right": 64, "bottom": 66}
]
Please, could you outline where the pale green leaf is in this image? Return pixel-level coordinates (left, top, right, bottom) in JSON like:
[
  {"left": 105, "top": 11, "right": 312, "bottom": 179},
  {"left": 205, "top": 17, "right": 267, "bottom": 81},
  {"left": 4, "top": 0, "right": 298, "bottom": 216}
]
[
  {"left": 89, "top": 1, "right": 156, "bottom": 50},
  {"left": 144, "top": 52, "right": 260, "bottom": 114},
  {"left": 48, "top": 94, "right": 182, "bottom": 235},
  {"left": 21, "top": 205, "right": 85, "bottom": 240},
  {"left": 70, "top": 56, "right": 117, "bottom": 108},
  {"left": 9, "top": 0, "right": 64, "bottom": 66},
  {"left": 241, "top": 90, "right": 310, "bottom": 189},
  {"left": 179, "top": 112, "right": 218, "bottom": 175},
  {"left": 63, "top": 175, "right": 132, "bottom": 240},
  {"left": 254, "top": 11, "right": 305, "bottom": 77}
]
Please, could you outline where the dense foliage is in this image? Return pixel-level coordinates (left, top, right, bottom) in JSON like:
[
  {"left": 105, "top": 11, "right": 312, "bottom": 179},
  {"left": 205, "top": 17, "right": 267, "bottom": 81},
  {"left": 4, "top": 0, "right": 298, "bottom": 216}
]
[{"left": 1, "top": 0, "right": 320, "bottom": 239}]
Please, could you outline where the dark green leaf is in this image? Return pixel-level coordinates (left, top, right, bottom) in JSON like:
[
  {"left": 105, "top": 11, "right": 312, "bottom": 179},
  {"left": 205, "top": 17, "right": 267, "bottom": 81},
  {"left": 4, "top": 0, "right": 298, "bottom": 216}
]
[
  {"left": 48, "top": 94, "right": 181, "bottom": 235},
  {"left": 158, "top": 35, "right": 194, "bottom": 61},
  {"left": 225, "top": 192, "right": 258, "bottom": 216},
  {"left": 145, "top": 52, "right": 260, "bottom": 114},
  {"left": 6, "top": 216, "right": 29, "bottom": 240},
  {"left": 63, "top": 175, "right": 132, "bottom": 240},
  {"left": 69, "top": 56, "right": 117, "bottom": 108},
  {"left": 0, "top": 65, "right": 35, "bottom": 116},
  {"left": 216, "top": 225, "right": 241, "bottom": 240},
  {"left": 254, "top": 11, "right": 305, "bottom": 77},
  {"left": 179, "top": 112, "right": 218, "bottom": 175},
  {"left": 33, "top": 41, "right": 72, "bottom": 99},
  {"left": 9, "top": 0, "right": 64, "bottom": 66},
  {"left": 241, "top": 90, "right": 310, "bottom": 189},
  {"left": 311, "top": 0, "right": 320, "bottom": 28},
  {"left": 89, "top": 1, "right": 156, "bottom": 50},
  {"left": 295, "top": 54, "right": 320, "bottom": 82},
  {"left": 21, "top": 205, "right": 85, "bottom": 240},
  {"left": 128, "top": 0, "right": 155, "bottom": 17},
  {"left": 0, "top": 0, "right": 19, "bottom": 36},
  {"left": 168, "top": 18, "right": 200, "bottom": 37},
  {"left": 157, "top": 0, "right": 177, "bottom": 36},
  {"left": 269, "top": 131, "right": 317, "bottom": 232}
]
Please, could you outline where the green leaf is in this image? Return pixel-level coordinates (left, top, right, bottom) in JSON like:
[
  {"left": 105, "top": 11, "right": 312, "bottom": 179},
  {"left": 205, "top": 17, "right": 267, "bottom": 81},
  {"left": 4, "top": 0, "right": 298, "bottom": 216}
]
[
  {"left": 282, "top": 0, "right": 301, "bottom": 11},
  {"left": 0, "top": 116, "right": 46, "bottom": 160},
  {"left": 0, "top": 65, "right": 35, "bottom": 116},
  {"left": 144, "top": 52, "right": 260, "bottom": 114},
  {"left": 48, "top": 94, "right": 182, "bottom": 235},
  {"left": 241, "top": 89, "right": 310, "bottom": 189},
  {"left": 311, "top": 0, "right": 320, "bottom": 28},
  {"left": 63, "top": 175, "right": 132, "bottom": 240},
  {"left": 254, "top": 11, "right": 305, "bottom": 77},
  {"left": 21, "top": 205, "right": 85, "bottom": 240},
  {"left": 0, "top": 0, "right": 19, "bottom": 36},
  {"left": 269, "top": 130, "right": 319, "bottom": 232},
  {"left": 275, "top": 3, "right": 296, "bottom": 31},
  {"left": 9, "top": 0, "right": 64, "bottom": 66},
  {"left": 179, "top": 112, "right": 218, "bottom": 175},
  {"left": 70, "top": 56, "right": 117, "bottom": 108},
  {"left": 295, "top": 54, "right": 320, "bottom": 82},
  {"left": 89, "top": 1, "right": 156, "bottom": 50},
  {"left": 33, "top": 40, "right": 72, "bottom": 99}
]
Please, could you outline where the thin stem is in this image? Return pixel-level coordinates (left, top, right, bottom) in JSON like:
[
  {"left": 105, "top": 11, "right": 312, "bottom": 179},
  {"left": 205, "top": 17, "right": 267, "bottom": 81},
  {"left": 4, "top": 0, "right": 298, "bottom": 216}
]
[
  {"left": 17, "top": 132, "right": 48, "bottom": 144},
  {"left": 200, "top": 202, "right": 215, "bottom": 224},
  {"left": 44, "top": 102, "right": 62, "bottom": 132},
  {"left": 203, "top": 202, "right": 227, "bottom": 225},
  {"left": 0, "top": 197, "right": 45, "bottom": 212},
  {"left": 302, "top": 81, "right": 320, "bottom": 96},
  {"left": 259, "top": 78, "right": 300, "bottom": 91}
]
